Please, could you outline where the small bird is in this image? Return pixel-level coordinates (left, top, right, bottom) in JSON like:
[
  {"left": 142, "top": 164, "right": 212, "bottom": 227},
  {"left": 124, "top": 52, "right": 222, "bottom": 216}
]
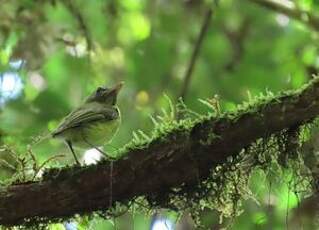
[{"left": 52, "top": 82, "right": 123, "bottom": 164}]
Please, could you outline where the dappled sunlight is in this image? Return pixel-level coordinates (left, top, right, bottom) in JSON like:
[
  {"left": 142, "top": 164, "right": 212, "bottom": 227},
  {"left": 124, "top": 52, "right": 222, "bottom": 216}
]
[
  {"left": 29, "top": 72, "right": 47, "bottom": 90},
  {"left": 276, "top": 14, "right": 290, "bottom": 27},
  {"left": 0, "top": 72, "right": 23, "bottom": 105}
]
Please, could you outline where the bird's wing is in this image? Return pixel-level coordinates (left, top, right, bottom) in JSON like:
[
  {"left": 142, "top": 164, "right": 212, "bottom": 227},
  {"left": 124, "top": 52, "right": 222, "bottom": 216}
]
[{"left": 52, "top": 106, "right": 118, "bottom": 136}]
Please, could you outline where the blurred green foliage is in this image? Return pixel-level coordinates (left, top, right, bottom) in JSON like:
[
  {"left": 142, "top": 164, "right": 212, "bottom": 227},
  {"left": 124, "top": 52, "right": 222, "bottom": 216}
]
[{"left": 0, "top": 0, "right": 319, "bottom": 229}]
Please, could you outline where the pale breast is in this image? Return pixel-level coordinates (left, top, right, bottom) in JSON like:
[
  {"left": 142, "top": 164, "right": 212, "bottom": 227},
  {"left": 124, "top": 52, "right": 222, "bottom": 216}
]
[{"left": 80, "top": 118, "right": 121, "bottom": 148}]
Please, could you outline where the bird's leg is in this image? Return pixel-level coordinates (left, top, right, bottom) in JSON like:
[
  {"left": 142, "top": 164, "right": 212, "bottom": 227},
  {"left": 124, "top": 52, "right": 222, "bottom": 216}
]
[
  {"left": 81, "top": 134, "right": 116, "bottom": 161},
  {"left": 66, "top": 140, "right": 80, "bottom": 165}
]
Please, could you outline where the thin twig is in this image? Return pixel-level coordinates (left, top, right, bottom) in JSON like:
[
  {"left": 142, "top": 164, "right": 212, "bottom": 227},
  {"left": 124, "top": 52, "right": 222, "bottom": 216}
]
[
  {"left": 250, "top": 0, "right": 319, "bottom": 31},
  {"left": 32, "top": 154, "right": 65, "bottom": 180},
  {"left": 179, "top": 8, "right": 214, "bottom": 100}
]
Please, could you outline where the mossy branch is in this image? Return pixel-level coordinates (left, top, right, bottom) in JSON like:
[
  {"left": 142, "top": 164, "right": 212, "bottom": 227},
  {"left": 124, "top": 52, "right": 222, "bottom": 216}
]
[{"left": 1, "top": 78, "right": 319, "bottom": 226}]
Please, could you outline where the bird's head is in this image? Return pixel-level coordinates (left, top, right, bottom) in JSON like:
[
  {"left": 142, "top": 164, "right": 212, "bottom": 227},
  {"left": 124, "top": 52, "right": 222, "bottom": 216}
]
[{"left": 86, "top": 82, "right": 123, "bottom": 105}]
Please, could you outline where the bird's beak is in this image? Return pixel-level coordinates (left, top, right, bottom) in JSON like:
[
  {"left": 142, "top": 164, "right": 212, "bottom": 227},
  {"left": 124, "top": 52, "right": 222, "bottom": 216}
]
[{"left": 109, "top": 81, "right": 124, "bottom": 95}]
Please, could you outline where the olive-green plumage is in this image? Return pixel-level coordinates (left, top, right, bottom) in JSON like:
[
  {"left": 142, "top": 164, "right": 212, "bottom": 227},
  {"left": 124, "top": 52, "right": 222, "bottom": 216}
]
[{"left": 52, "top": 82, "right": 123, "bottom": 164}]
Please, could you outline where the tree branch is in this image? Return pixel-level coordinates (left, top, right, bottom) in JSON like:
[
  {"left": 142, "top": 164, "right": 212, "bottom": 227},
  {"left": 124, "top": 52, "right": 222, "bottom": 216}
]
[
  {"left": 179, "top": 8, "right": 213, "bottom": 99},
  {"left": 63, "top": 0, "right": 93, "bottom": 51},
  {"left": 2, "top": 78, "right": 319, "bottom": 226},
  {"left": 250, "top": 0, "right": 319, "bottom": 31}
]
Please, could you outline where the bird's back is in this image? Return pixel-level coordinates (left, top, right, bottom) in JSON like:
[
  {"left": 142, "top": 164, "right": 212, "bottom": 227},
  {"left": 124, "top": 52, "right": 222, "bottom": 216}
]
[{"left": 52, "top": 103, "right": 121, "bottom": 148}]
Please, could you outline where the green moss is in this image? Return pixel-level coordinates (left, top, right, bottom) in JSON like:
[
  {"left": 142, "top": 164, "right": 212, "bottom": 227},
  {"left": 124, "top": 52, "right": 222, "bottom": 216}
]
[{"left": 6, "top": 79, "right": 319, "bottom": 228}]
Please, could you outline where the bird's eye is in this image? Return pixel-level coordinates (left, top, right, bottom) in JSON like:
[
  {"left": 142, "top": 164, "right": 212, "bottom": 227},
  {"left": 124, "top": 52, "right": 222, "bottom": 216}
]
[{"left": 96, "top": 87, "right": 104, "bottom": 94}]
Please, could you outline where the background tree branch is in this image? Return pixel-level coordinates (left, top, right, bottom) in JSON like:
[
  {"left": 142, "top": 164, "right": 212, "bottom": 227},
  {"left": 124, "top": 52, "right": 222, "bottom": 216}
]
[
  {"left": 250, "top": 0, "right": 319, "bottom": 31},
  {"left": 179, "top": 8, "right": 213, "bottom": 100},
  {"left": 63, "top": 0, "right": 93, "bottom": 51},
  {"left": 1, "top": 78, "right": 319, "bottom": 226}
]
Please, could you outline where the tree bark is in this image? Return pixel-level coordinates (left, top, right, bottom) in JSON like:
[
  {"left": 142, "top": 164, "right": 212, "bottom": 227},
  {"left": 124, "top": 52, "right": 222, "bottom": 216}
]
[{"left": 1, "top": 78, "right": 319, "bottom": 226}]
